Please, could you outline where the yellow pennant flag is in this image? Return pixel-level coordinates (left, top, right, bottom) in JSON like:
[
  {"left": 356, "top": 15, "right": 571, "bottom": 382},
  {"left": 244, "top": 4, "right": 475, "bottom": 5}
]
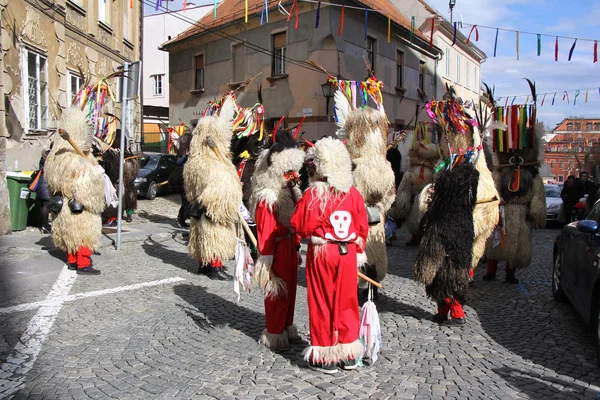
[
  {"left": 245, "top": 0, "right": 248, "bottom": 23},
  {"left": 387, "top": 16, "right": 391, "bottom": 43}
]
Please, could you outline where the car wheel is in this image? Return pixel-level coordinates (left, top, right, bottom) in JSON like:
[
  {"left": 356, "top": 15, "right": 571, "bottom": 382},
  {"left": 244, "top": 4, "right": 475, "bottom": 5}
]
[
  {"left": 552, "top": 251, "right": 568, "bottom": 302},
  {"left": 146, "top": 181, "right": 157, "bottom": 200}
]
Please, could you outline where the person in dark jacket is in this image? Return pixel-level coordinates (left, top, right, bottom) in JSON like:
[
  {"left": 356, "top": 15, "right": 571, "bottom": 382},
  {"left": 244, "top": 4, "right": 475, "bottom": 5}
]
[
  {"left": 561, "top": 175, "right": 584, "bottom": 223},
  {"left": 37, "top": 146, "right": 52, "bottom": 234},
  {"left": 577, "top": 171, "right": 596, "bottom": 211}
]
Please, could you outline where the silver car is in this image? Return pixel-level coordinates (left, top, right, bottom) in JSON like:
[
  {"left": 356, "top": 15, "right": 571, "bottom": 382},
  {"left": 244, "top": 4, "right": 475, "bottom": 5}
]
[{"left": 546, "top": 184, "right": 565, "bottom": 226}]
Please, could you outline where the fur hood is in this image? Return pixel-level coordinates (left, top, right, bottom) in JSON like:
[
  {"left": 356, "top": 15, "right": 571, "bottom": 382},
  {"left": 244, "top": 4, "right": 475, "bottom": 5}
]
[
  {"left": 189, "top": 95, "right": 236, "bottom": 160},
  {"left": 56, "top": 106, "right": 94, "bottom": 153},
  {"left": 306, "top": 137, "right": 353, "bottom": 193}
]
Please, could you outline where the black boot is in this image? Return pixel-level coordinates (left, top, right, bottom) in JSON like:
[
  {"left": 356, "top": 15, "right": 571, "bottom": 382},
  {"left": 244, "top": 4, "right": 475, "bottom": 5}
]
[
  {"left": 76, "top": 266, "right": 101, "bottom": 275},
  {"left": 210, "top": 268, "right": 230, "bottom": 281},
  {"left": 505, "top": 270, "right": 519, "bottom": 284},
  {"left": 198, "top": 263, "right": 213, "bottom": 275}
]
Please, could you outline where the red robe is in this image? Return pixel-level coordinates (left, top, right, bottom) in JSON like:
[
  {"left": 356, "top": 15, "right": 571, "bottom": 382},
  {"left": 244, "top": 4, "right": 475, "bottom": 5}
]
[
  {"left": 255, "top": 201, "right": 301, "bottom": 336},
  {"left": 290, "top": 186, "right": 369, "bottom": 363}
]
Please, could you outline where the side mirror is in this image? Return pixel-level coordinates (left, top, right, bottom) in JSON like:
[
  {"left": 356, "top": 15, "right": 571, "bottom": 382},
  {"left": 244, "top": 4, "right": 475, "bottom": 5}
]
[{"left": 576, "top": 220, "right": 599, "bottom": 234}]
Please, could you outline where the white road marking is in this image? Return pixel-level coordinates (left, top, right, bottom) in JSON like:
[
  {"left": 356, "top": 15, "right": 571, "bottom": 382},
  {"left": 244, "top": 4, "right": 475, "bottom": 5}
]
[
  {"left": 0, "top": 273, "right": 186, "bottom": 399},
  {"left": 0, "top": 265, "right": 75, "bottom": 398}
]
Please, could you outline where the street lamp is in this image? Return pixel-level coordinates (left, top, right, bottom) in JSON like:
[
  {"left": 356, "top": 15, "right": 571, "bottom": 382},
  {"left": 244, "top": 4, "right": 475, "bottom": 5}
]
[
  {"left": 449, "top": 0, "right": 456, "bottom": 23},
  {"left": 321, "top": 82, "right": 334, "bottom": 122}
]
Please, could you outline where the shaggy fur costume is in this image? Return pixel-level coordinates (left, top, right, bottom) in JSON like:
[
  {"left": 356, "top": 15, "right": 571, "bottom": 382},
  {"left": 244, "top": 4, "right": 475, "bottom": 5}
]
[
  {"left": 394, "top": 130, "right": 440, "bottom": 238},
  {"left": 250, "top": 130, "right": 305, "bottom": 349},
  {"left": 101, "top": 147, "right": 139, "bottom": 211},
  {"left": 414, "top": 163, "right": 478, "bottom": 304},
  {"left": 290, "top": 137, "right": 367, "bottom": 365},
  {"left": 184, "top": 96, "right": 242, "bottom": 265},
  {"left": 485, "top": 122, "right": 547, "bottom": 269},
  {"left": 45, "top": 107, "right": 105, "bottom": 255},
  {"left": 334, "top": 92, "right": 395, "bottom": 283}
]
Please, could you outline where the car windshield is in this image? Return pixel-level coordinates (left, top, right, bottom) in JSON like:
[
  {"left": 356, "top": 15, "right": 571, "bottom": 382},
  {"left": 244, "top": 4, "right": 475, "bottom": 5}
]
[
  {"left": 140, "top": 156, "right": 160, "bottom": 170},
  {"left": 545, "top": 185, "right": 561, "bottom": 198}
]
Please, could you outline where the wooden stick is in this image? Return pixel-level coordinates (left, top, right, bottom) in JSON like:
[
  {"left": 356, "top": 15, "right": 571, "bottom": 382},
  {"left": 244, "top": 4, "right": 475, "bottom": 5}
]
[
  {"left": 358, "top": 271, "right": 383, "bottom": 288},
  {"left": 58, "top": 129, "right": 94, "bottom": 164}
]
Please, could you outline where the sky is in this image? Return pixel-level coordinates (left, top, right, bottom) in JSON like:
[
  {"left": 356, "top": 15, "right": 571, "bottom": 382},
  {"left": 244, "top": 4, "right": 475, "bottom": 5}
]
[{"left": 145, "top": 0, "right": 600, "bottom": 128}]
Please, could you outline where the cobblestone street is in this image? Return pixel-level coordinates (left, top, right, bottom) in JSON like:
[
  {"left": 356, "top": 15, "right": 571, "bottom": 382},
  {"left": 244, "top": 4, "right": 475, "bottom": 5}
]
[{"left": 1, "top": 196, "right": 600, "bottom": 399}]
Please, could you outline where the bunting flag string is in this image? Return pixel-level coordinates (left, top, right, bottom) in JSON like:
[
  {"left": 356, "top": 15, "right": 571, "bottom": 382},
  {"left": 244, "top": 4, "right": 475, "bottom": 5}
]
[
  {"left": 555, "top": 36, "right": 559, "bottom": 61},
  {"left": 574, "top": 90, "right": 580, "bottom": 105},
  {"left": 498, "top": 85, "right": 600, "bottom": 107},
  {"left": 568, "top": 39, "right": 577, "bottom": 61},
  {"left": 338, "top": 5, "right": 344, "bottom": 36},
  {"left": 563, "top": 91, "right": 570, "bottom": 104},
  {"left": 537, "top": 34, "right": 541, "bottom": 56},
  {"left": 493, "top": 28, "right": 498, "bottom": 57},
  {"left": 552, "top": 92, "right": 557, "bottom": 105}
]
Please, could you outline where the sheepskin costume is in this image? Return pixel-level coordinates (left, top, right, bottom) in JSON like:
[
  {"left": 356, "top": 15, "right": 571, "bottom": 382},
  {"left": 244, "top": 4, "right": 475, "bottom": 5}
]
[
  {"left": 414, "top": 163, "right": 478, "bottom": 324},
  {"left": 394, "top": 129, "right": 440, "bottom": 245},
  {"left": 184, "top": 95, "right": 242, "bottom": 269},
  {"left": 249, "top": 129, "right": 305, "bottom": 350},
  {"left": 333, "top": 90, "right": 395, "bottom": 285},
  {"left": 484, "top": 121, "right": 546, "bottom": 282},
  {"left": 45, "top": 106, "right": 106, "bottom": 270},
  {"left": 290, "top": 137, "right": 368, "bottom": 368}
]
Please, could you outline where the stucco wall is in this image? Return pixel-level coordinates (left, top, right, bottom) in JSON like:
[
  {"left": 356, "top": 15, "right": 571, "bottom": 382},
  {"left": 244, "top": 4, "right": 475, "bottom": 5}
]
[{"left": 166, "top": 2, "right": 438, "bottom": 139}]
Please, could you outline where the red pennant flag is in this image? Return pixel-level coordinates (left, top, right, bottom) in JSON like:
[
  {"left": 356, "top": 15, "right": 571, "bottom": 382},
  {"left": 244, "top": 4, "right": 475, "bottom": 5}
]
[
  {"left": 287, "top": 0, "right": 298, "bottom": 28},
  {"left": 338, "top": 6, "right": 345, "bottom": 36},
  {"left": 466, "top": 25, "right": 478, "bottom": 44},
  {"left": 555, "top": 36, "right": 559, "bottom": 61}
]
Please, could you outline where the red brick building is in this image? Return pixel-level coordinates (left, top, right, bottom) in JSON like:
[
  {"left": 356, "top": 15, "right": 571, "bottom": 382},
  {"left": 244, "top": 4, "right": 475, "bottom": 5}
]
[{"left": 545, "top": 118, "right": 600, "bottom": 183}]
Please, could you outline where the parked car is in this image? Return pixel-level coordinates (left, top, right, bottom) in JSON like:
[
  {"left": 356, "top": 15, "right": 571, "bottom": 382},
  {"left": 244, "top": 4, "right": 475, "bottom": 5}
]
[
  {"left": 552, "top": 199, "right": 600, "bottom": 367},
  {"left": 134, "top": 153, "right": 177, "bottom": 200},
  {"left": 545, "top": 183, "right": 565, "bottom": 226}
]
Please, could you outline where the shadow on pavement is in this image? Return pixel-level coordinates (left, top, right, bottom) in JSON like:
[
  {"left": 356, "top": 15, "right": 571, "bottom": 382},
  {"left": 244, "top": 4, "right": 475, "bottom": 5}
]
[
  {"left": 136, "top": 209, "right": 179, "bottom": 227},
  {"left": 141, "top": 235, "right": 198, "bottom": 273},
  {"left": 372, "top": 293, "right": 433, "bottom": 322},
  {"left": 173, "top": 283, "right": 307, "bottom": 368},
  {"left": 494, "top": 366, "right": 600, "bottom": 398},
  {"left": 34, "top": 236, "right": 68, "bottom": 263}
]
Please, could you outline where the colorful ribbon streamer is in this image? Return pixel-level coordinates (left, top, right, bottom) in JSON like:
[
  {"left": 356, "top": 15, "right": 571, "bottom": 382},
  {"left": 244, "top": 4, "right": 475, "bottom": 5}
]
[
  {"left": 260, "top": 0, "right": 269, "bottom": 25},
  {"left": 568, "top": 39, "right": 577, "bottom": 61},
  {"left": 594, "top": 41, "right": 598, "bottom": 63},
  {"left": 338, "top": 6, "right": 344, "bottom": 36},
  {"left": 563, "top": 91, "right": 569, "bottom": 104},
  {"left": 466, "top": 25, "right": 478, "bottom": 44},
  {"left": 315, "top": 2, "right": 320, "bottom": 28},
  {"left": 155, "top": 0, "right": 160, "bottom": 11},
  {"left": 552, "top": 92, "right": 556, "bottom": 105},
  {"left": 452, "top": 22, "right": 457, "bottom": 46},
  {"left": 537, "top": 34, "right": 541, "bottom": 56},
  {"left": 410, "top": 16, "right": 415, "bottom": 47},
  {"left": 428, "top": 17, "right": 434, "bottom": 47},
  {"left": 586, "top": 89, "right": 589, "bottom": 103},
  {"left": 245, "top": 0, "right": 248, "bottom": 22},
  {"left": 493, "top": 28, "right": 498, "bottom": 57},
  {"left": 388, "top": 16, "right": 391, "bottom": 44},
  {"left": 286, "top": 0, "right": 298, "bottom": 29},
  {"left": 574, "top": 90, "right": 580, "bottom": 105},
  {"left": 541, "top": 93, "right": 546, "bottom": 106},
  {"left": 555, "top": 36, "right": 559, "bottom": 61},
  {"left": 516, "top": 31, "right": 520, "bottom": 60},
  {"left": 130, "top": 0, "right": 133, "bottom": 9}
]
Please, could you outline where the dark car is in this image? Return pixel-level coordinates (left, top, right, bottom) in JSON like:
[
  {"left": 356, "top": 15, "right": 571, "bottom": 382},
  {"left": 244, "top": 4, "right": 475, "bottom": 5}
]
[
  {"left": 134, "top": 153, "right": 177, "bottom": 199},
  {"left": 552, "top": 199, "right": 600, "bottom": 367}
]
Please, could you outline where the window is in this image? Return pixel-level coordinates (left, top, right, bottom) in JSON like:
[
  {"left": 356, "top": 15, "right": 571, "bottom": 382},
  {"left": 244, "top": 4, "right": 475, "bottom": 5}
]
[
  {"left": 575, "top": 122, "right": 581, "bottom": 131},
  {"left": 558, "top": 175, "right": 564, "bottom": 183},
  {"left": 68, "top": 71, "right": 83, "bottom": 105},
  {"left": 560, "top": 161, "right": 564, "bottom": 168},
  {"left": 233, "top": 44, "right": 245, "bottom": 83},
  {"left": 445, "top": 47, "right": 450, "bottom": 77},
  {"left": 98, "top": 0, "right": 107, "bottom": 23},
  {"left": 151, "top": 74, "right": 164, "bottom": 96},
  {"left": 123, "top": 4, "right": 129, "bottom": 40},
  {"left": 456, "top": 55, "right": 461, "bottom": 83},
  {"left": 465, "top": 61, "right": 470, "bottom": 89},
  {"left": 396, "top": 50, "right": 404, "bottom": 88},
  {"left": 595, "top": 123, "right": 600, "bottom": 131},
  {"left": 567, "top": 123, "right": 573, "bottom": 130},
  {"left": 24, "top": 49, "right": 49, "bottom": 131},
  {"left": 419, "top": 61, "right": 425, "bottom": 92},
  {"left": 366, "top": 37, "right": 376, "bottom": 74},
  {"left": 272, "top": 32, "right": 286, "bottom": 76},
  {"left": 587, "top": 122, "right": 592, "bottom": 131},
  {"left": 194, "top": 54, "right": 204, "bottom": 90}
]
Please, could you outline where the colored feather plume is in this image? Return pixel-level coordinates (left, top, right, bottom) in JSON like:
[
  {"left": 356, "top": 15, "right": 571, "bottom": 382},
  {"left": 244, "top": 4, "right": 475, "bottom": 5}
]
[{"left": 524, "top": 78, "right": 537, "bottom": 104}]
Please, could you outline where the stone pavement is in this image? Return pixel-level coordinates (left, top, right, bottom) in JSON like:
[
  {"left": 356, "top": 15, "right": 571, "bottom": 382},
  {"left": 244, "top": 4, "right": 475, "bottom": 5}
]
[{"left": 1, "top": 198, "right": 600, "bottom": 399}]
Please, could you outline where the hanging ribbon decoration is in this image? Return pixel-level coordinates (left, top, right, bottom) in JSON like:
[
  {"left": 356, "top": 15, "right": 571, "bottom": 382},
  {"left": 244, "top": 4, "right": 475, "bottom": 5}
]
[
  {"left": 315, "top": 1, "right": 320, "bottom": 28},
  {"left": 585, "top": 89, "right": 589, "bottom": 103},
  {"left": 555, "top": 36, "right": 559, "bottom": 61},
  {"left": 563, "top": 91, "right": 569, "bottom": 104},
  {"left": 552, "top": 92, "right": 556, "bottom": 105},
  {"left": 245, "top": 0, "right": 248, "bottom": 22},
  {"left": 286, "top": 0, "right": 299, "bottom": 29},
  {"left": 260, "top": 0, "right": 269, "bottom": 25},
  {"left": 537, "top": 34, "right": 541, "bottom": 56},
  {"left": 594, "top": 41, "right": 598, "bottom": 63},
  {"left": 452, "top": 22, "right": 457, "bottom": 46},
  {"left": 466, "top": 25, "right": 478, "bottom": 44},
  {"left": 516, "top": 31, "right": 520, "bottom": 60},
  {"left": 574, "top": 90, "right": 580, "bottom": 105},
  {"left": 493, "top": 28, "right": 498, "bottom": 57},
  {"left": 541, "top": 93, "right": 546, "bottom": 106},
  {"left": 364, "top": 10, "right": 368, "bottom": 41},
  {"left": 155, "top": 0, "right": 161, "bottom": 11},
  {"left": 568, "top": 39, "right": 577, "bottom": 61},
  {"left": 410, "top": 16, "right": 415, "bottom": 47},
  {"left": 428, "top": 17, "right": 435, "bottom": 47},
  {"left": 338, "top": 6, "right": 345, "bottom": 36},
  {"left": 388, "top": 16, "right": 391, "bottom": 44}
]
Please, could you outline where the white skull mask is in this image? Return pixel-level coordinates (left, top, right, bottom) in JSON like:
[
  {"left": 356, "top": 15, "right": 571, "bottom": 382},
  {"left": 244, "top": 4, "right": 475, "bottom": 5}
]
[{"left": 330, "top": 211, "right": 352, "bottom": 240}]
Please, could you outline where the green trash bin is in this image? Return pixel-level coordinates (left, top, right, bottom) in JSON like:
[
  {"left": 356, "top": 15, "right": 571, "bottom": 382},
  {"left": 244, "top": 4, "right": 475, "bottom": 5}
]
[{"left": 6, "top": 172, "right": 33, "bottom": 231}]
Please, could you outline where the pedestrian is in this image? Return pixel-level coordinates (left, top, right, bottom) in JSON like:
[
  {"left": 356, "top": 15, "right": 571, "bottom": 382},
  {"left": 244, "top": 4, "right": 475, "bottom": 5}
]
[
  {"left": 168, "top": 131, "right": 192, "bottom": 228},
  {"left": 290, "top": 137, "right": 369, "bottom": 374},
  {"left": 577, "top": 171, "right": 596, "bottom": 212},
  {"left": 249, "top": 129, "right": 305, "bottom": 351},
  {"left": 561, "top": 175, "right": 583, "bottom": 223},
  {"left": 44, "top": 107, "right": 105, "bottom": 275},
  {"left": 35, "top": 144, "right": 53, "bottom": 234},
  {"left": 184, "top": 95, "right": 241, "bottom": 280}
]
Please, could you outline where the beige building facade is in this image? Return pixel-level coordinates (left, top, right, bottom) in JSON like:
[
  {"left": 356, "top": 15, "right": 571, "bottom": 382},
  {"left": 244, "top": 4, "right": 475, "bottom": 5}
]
[{"left": 0, "top": 0, "right": 142, "bottom": 234}]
